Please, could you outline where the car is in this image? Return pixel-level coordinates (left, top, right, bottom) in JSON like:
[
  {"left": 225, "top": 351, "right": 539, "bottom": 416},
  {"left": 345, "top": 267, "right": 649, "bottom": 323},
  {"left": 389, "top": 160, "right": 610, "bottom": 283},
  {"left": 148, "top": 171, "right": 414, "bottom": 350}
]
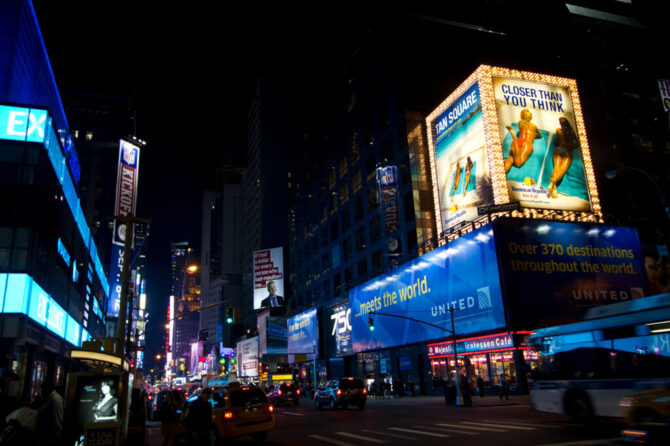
[
  {"left": 149, "top": 389, "right": 185, "bottom": 421},
  {"left": 314, "top": 377, "right": 367, "bottom": 410},
  {"left": 620, "top": 388, "right": 670, "bottom": 444},
  {"left": 208, "top": 384, "right": 275, "bottom": 443},
  {"left": 268, "top": 383, "right": 300, "bottom": 406}
]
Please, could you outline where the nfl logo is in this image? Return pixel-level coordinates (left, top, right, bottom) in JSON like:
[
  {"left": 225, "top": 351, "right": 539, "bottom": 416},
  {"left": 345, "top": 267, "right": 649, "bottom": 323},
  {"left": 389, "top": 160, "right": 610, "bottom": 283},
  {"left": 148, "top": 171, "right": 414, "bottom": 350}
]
[{"left": 123, "top": 147, "right": 136, "bottom": 164}]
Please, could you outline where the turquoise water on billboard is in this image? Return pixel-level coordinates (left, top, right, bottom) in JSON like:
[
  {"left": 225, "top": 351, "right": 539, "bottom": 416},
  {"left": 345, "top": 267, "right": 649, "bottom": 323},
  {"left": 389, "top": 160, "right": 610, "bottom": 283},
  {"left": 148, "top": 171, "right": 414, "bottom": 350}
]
[{"left": 501, "top": 124, "right": 588, "bottom": 201}]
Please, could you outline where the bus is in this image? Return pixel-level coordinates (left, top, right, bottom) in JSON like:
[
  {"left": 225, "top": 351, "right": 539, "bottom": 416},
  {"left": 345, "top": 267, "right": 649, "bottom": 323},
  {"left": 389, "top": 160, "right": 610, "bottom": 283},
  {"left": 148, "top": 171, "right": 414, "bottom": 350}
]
[{"left": 529, "top": 293, "right": 670, "bottom": 421}]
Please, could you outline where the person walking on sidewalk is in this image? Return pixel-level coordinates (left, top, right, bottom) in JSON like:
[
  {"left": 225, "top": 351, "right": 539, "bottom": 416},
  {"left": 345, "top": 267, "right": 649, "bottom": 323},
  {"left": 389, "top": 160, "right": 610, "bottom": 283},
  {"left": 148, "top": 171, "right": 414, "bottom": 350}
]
[
  {"left": 499, "top": 374, "right": 509, "bottom": 400},
  {"left": 460, "top": 375, "right": 472, "bottom": 407},
  {"left": 477, "top": 375, "right": 485, "bottom": 398}
]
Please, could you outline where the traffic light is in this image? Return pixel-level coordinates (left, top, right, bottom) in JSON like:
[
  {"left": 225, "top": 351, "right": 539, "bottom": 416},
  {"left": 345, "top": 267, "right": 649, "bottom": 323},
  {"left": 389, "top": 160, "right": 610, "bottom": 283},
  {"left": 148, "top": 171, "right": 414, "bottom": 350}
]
[
  {"left": 219, "top": 357, "right": 226, "bottom": 365},
  {"left": 226, "top": 307, "right": 234, "bottom": 324},
  {"left": 368, "top": 317, "right": 374, "bottom": 331}
]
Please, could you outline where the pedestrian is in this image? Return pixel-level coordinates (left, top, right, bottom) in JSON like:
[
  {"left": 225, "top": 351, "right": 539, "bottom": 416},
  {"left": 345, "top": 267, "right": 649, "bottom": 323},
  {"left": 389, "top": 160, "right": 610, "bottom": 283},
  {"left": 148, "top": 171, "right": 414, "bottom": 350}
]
[
  {"left": 127, "top": 388, "right": 146, "bottom": 446},
  {"left": 185, "top": 387, "right": 213, "bottom": 443},
  {"left": 477, "top": 375, "right": 485, "bottom": 398},
  {"left": 34, "top": 382, "right": 63, "bottom": 446},
  {"left": 160, "top": 390, "right": 178, "bottom": 446},
  {"left": 499, "top": 374, "right": 509, "bottom": 400},
  {"left": 460, "top": 375, "right": 472, "bottom": 407},
  {"left": 370, "top": 382, "right": 377, "bottom": 400},
  {"left": 443, "top": 375, "right": 455, "bottom": 405}
]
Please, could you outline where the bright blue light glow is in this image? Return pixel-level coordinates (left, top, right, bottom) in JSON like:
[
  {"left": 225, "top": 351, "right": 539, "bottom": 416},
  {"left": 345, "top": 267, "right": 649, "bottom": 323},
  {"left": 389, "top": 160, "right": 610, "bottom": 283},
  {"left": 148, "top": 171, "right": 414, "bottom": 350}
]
[
  {"left": 1, "top": 273, "right": 84, "bottom": 346},
  {"left": 1, "top": 103, "right": 109, "bottom": 298},
  {"left": 57, "top": 238, "right": 71, "bottom": 266}
]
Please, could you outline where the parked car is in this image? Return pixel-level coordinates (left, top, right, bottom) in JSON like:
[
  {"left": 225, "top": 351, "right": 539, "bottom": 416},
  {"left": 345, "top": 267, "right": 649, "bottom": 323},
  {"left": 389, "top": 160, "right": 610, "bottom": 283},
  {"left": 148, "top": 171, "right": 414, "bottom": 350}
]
[
  {"left": 149, "top": 389, "right": 185, "bottom": 421},
  {"left": 208, "top": 383, "right": 275, "bottom": 443},
  {"left": 268, "top": 383, "right": 300, "bottom": 406},
  {"left": 315, "top": 377, "right": 367, "bottom": 410}
]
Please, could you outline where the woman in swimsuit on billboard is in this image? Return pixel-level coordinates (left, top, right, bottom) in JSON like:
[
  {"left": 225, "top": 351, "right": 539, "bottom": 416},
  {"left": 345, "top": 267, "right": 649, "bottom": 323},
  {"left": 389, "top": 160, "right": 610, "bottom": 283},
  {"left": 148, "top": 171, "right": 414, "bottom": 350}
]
[
  {"left": 547, "top": 117, "right": 579, "bottom": 198},
  {"left": 449, "top": 160, "right": 461, "bottom": 197},
  {"left": 504, "top": 109, "right": 542, "bottom": 174}
]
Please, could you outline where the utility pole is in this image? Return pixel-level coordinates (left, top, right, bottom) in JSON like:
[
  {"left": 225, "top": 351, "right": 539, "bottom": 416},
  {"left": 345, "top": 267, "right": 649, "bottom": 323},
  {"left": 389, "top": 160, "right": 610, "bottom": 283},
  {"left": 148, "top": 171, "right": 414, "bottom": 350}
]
[
  {"left": 450, "top": 306, "right": 460, "bottom": 406},
  {"left": 369, "top": 307, "right": 461, "bottom": 406},
  {"left": 114, "top": 214, "right": 152, "bottom": 357}
]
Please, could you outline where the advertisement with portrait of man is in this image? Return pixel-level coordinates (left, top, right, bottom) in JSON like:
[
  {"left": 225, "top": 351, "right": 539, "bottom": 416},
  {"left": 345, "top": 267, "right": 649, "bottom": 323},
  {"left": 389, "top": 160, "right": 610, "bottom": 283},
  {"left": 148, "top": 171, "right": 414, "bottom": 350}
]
[{"left": 253, "top": 247, "right": 286, "bottom": 312}]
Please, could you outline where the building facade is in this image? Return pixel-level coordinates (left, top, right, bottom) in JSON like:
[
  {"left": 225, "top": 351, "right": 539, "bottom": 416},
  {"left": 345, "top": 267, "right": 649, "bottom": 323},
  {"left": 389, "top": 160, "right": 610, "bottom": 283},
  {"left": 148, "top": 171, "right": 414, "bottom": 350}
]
[{"left": 0, "top": 0, "right": 109, "bottom": 399}]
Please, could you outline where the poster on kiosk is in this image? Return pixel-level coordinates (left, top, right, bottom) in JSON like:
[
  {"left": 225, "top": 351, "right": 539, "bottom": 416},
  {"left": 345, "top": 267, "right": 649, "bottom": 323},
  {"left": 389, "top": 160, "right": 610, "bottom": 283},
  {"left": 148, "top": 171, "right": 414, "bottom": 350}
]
[{"left": 64, "top": 371, "right": 126, "bottom": 446}]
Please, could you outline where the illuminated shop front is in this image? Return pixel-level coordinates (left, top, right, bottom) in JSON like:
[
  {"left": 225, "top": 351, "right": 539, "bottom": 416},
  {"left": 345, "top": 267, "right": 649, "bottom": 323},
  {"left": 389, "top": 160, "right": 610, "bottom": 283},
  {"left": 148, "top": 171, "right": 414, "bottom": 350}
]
[{"left": 427, "top": 332, "right": 538, "bottom": 390}]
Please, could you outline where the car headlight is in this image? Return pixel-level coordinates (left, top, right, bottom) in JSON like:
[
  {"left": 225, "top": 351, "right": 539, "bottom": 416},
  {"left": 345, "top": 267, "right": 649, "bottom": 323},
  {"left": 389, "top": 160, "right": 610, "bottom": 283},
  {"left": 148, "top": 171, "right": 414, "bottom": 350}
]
[{"left": 619, "top": 397, "right": 635, "bottom": 407}]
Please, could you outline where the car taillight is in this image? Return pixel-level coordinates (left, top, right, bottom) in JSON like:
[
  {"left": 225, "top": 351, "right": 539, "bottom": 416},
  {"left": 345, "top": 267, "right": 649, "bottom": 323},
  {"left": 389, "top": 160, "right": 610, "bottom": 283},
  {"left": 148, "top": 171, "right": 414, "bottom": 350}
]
[
  {"left": 362, "top": 388, "right": 367, "bottom": 394},
  {"left": 336, "top": 389, "right": 342, "bottom": 396},
  {"left": 224, "top": 411, "right": 233, "bottom": 419},
  {"left": 153, "top": 403, "right": 157, "bottom": 409},
  {"left": 297, "top": 389, "right": 300, "bottom": 395},
  {"left": 268, "top": 404, "right": 274, "bottom": 413},
  {"left": 278, "top": 390, "right": 282, "bottom": 396}
]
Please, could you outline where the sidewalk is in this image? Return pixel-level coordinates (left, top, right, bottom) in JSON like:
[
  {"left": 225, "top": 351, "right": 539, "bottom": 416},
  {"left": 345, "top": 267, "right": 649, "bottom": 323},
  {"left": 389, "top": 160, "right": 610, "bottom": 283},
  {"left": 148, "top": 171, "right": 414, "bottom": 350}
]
[{"left": 365, "top": 393, "right": 531, "bottom": 407}]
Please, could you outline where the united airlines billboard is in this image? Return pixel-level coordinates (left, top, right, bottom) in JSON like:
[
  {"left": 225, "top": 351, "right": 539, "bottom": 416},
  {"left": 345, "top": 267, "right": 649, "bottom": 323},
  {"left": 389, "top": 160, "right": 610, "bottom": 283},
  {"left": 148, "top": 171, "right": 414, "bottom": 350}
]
[{"left": 350, "top": 225, "right": 506, "bottom": 353}]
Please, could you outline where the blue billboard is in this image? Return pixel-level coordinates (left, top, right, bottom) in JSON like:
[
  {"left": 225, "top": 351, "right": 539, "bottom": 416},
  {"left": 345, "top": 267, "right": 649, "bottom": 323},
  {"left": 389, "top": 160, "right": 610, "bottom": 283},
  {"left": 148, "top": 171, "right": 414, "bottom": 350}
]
[
  {"left": 350, "top": 225, "right": 506, "bottom": 353},
  {"left": 287, "top": 307, "right": 319, "bottom": 357},
  {"left": 494, "top": 219, "right": 649, "bottom": 328}
]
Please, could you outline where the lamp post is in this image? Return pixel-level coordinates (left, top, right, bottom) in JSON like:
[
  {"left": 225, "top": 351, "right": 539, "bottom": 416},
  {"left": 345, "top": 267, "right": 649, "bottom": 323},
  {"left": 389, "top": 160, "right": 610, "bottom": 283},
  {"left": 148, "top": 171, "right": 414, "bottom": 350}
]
[{"left": 368, "top": 306, "right": 461, "bottom": 406}]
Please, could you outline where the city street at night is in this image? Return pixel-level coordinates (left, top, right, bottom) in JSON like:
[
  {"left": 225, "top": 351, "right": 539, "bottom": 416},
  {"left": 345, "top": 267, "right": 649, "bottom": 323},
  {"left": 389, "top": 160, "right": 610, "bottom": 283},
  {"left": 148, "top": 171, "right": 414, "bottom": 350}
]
[
  {"left": 146, "top": 395, "right": 626, "bottom": 446},
  {"left": 2, "top": 2, "right": 670, "bottom": 446}
]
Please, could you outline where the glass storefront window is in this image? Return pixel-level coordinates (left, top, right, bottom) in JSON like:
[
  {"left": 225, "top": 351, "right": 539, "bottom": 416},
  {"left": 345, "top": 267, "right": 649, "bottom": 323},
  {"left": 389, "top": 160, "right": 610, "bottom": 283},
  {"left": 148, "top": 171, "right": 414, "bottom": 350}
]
[
  {"left": 490, "top": 352, "right": 516, "bottom": 385},
  {"left": 467, "top": 354, "right": 490, "bottom": 385},
  {"left": 30, "top": 360, "right": 47, "bottom": 399}
]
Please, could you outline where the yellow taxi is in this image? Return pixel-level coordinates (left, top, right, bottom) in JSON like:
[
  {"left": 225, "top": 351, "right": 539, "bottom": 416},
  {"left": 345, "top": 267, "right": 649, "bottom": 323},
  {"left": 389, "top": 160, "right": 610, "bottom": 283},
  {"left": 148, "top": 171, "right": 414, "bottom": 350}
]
[
  {"left": 210, "top": 383, "right": 275, "bottom": 443},
  {"left": 619, "top": 388, "right": 670, "bottom": 444}
]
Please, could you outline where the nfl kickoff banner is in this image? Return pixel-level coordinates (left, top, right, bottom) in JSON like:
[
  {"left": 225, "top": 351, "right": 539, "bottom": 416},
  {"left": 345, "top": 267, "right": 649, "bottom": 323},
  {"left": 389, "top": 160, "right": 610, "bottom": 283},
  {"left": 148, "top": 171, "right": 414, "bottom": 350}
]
[
  {"left": 107, "top": 140, "right": 141, "bottom": 317},
  {"left": 376, "top": 165, "right": 399, "bottom": 234}
]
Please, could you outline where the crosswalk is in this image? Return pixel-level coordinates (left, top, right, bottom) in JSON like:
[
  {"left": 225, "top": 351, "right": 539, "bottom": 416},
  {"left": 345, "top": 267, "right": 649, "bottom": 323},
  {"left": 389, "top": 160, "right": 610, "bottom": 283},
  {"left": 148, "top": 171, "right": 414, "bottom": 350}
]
[{"left": 295, "top": 419, "right": 560, "bottom": 445}]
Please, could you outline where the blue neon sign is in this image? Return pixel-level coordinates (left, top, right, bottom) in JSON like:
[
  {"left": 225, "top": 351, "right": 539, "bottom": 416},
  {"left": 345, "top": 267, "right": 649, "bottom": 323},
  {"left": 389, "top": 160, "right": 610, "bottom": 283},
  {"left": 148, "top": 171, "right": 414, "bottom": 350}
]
[
  {"left": 1, "top": 102, "right": 109, "bottom": 298},
  {"left": 1, "top": 273, "right": 83, "bottom": 346},
  {"left": 0, "top": 105, "right": 48, "bottom": 142}
]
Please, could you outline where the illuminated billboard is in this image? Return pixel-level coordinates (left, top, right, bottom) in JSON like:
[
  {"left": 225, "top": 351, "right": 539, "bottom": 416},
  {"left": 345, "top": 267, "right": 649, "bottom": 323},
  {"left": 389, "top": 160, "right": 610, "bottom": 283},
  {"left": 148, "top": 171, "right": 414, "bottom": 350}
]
[
  {"left": 236, "top": 337, "right": 259, "bottom": 378},
  {"left": 349, "top": 225, "right": 505, "bottom": 353},
  {"left": 107, "top": 139, "right": 142, "bottom": 317},
  {"left": 427, "top": 66, "right": 601, "bottom": 236},
  {"left": 287, "top": 307, "right": 319, "bottom": 358},
  {"left": 253, "top": 247, "right": 285, "bottom": 310},
  {"left": 429, "top": 82, "right": 493, "bottom": 230}
]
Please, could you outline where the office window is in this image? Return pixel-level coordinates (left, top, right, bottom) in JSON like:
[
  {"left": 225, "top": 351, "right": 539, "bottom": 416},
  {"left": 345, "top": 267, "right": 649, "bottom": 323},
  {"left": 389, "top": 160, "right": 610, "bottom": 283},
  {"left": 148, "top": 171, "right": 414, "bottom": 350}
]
[
  {"left": 355, "top": 227, "right": 366, "bottom": 252},
  {"left": 329, "top": 167, "right": 336, "bottom": 189},
  {"left": 367, "top": 186, "right": 379, "bottom": 210},
  {"left": 351, "top": 134, "right": 360, "bottom": 163},
  {"left": 352, "top": 170, "right": 362, "bottom": 193},
  {"left": 366, "top": 155, "right": 376, "bottom": 181},
  {"left": 354, "top": 196, "right": 364, "bottom": 222},
  {"left": 369, "top": 216, "right": 381, "bottom": 242},
  {"left": 342, "top": 208, "right": 351, "bottom": 233},
  {"left": 357, "top": 258, "right": 368, "bottom": 278},
  {"left": 333, "top": 273, "right": 342, "bottom": 292},
  {"left": 331, "top": 219, "right": 339, "bottom": 240},
  {"left": 343, "top": 237, "right": 353, "bottom": 261},
  {"left": 340, "top": 183, "right": 349, "bottom": 204},
  {"left": 372, "top": 249, "right": 383, "bottom": 269},
  {"left": 322, "top": 253, "right": 330, "bottom": 273},
  {"left": 339, "top": 157, "right": 348, "bottom": 178},
  {"left": 345, "top": 267, "right": 353, "bottom": 285}
]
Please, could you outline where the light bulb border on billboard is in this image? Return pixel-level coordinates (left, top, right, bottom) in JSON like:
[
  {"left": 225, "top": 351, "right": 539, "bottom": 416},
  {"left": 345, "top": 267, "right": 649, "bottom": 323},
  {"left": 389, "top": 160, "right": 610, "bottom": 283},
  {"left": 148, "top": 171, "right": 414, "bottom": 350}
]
[{"left": 425, "top": 65, "right": 602, "bottom": 240}]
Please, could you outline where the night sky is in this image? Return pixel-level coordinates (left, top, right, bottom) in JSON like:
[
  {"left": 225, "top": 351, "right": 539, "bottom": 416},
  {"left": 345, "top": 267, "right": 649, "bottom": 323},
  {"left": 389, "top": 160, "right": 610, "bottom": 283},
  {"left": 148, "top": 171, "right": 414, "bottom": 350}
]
[{"left": 31, "top": 1, "right": 372, "bottom": 366}]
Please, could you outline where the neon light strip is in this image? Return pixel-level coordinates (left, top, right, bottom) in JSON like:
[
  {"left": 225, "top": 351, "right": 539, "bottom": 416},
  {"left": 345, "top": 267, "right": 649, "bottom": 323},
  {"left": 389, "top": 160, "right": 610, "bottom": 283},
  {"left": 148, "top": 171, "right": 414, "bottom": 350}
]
[{"left": 430, "top": 346, "right": 533, "bottom": 359}]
